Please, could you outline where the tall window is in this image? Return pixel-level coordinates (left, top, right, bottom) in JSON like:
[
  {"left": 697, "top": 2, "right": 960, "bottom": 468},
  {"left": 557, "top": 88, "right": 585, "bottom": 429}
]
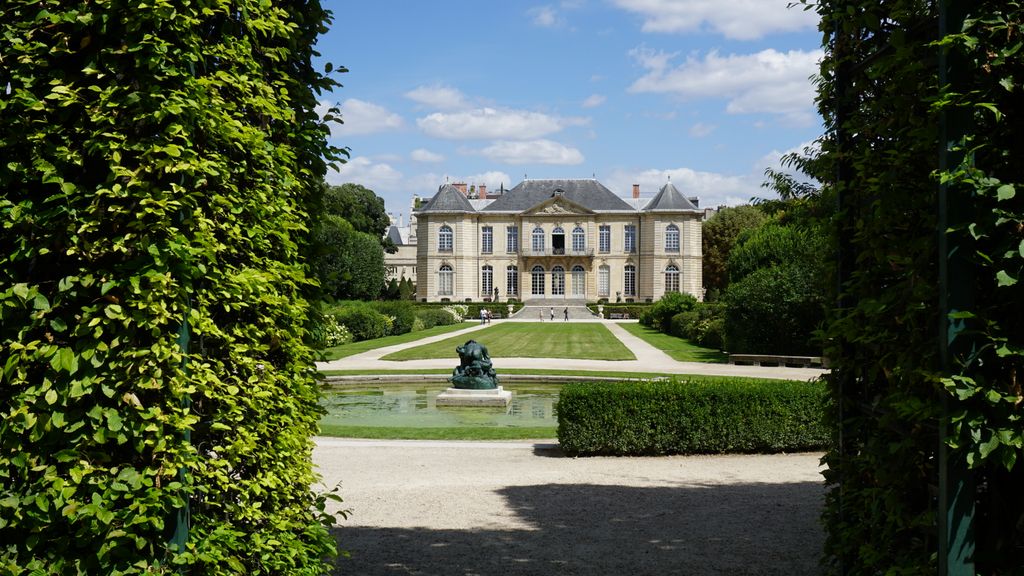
[
  {"left": 439, "top": 264, "right": 453, "bottom": 295},
  {"left": 552, "top": 226, "right": 565, "bottom": 254},
  {"left": 598, "top": 265, "right": 610, "bottom": 297},
  {"left": 532, "top": 227, "right": 545, "bottom": 253},
  {"left": 551, "top": 266, "right": 565, "bottom": 295},
  {"left": 506, "top": 265, "right": 519, "bottom": 296},
  {"left": 624, "top": 224, "right": 636, "bottom": 253},
  {"left": 572, "top": 226, "right": 585, "bottom": 252},
  {"left": 481, "top": 226, "right": 493, "bottom": 253},
  {"left": 481, "top": 265, "right": 493, "bottom": 296},
  {"left": 624, "top": 264, "right": 636, "bottom": 296},
  {"left": 438, "top": 225, "right": 453, "bottom": 252},
  {"left": 665, "top": 224, "right": 679, "bottom": 252},
  {"left": 572, "top": 265, "right": 585, "bottom": 297},
  {"left": 665, "top": 265, "right": 680, "bottom": 293},
  {"left": 531, "top": 265, "right": 545, "bottom": 295},
  {"left": 506, "top": 226, "right": 518, "bottom": 253},
  {"left": 599, "top": 225, "right": 611, "bottom": 253}
]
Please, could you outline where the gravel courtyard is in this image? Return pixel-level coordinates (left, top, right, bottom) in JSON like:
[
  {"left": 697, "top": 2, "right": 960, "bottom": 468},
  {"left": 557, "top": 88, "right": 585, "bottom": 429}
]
[{"left": 316, "top": 438, "right": 826, "bottom": 576}]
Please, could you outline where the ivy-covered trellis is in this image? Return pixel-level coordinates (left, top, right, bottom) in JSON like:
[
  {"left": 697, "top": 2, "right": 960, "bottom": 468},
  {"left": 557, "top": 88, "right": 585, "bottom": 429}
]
[
  {"left": 807, "top": 0, "right": 1023, "bottom": 573},
  {"left": 1, "top": 1, "right": 345, "bottom": 574}
]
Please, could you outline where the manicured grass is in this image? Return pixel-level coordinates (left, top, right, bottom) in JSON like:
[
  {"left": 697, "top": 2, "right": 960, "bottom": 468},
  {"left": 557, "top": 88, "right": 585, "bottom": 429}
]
[
  {"left": 618, "top": 323, "right": 728, "bottom": 363},
  {"left": 318, "top": 424, "right": 556, "bottom": 440},
  {"left": 379, "top": 322, "right": 635, "bottom": 361},
  {"left": 319, "top": 322, "right": 475, "bottom": 361}
]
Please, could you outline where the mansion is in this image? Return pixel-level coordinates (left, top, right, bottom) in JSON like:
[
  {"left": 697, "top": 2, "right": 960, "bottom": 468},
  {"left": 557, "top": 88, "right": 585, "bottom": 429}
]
[{"left": 404, "top": 178, "right": 703, "bottom": 303}]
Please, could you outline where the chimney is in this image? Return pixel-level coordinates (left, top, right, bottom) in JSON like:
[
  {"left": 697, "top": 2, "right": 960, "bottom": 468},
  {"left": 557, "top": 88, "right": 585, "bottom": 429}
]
[
  {"left": 479, "top": 184, "right": 487, "bottom": 198},
  {"left": 453, "top": 182, "right": 468, "bottom": 196},
  {"left": 632, "top": 184, "right": 640, "bottom": 199}
]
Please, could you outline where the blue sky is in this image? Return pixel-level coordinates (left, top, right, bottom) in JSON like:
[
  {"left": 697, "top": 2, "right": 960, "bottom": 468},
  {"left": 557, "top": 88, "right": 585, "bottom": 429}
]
[{"left": 316, "top": 0, "right": 824, "bottom": 218}]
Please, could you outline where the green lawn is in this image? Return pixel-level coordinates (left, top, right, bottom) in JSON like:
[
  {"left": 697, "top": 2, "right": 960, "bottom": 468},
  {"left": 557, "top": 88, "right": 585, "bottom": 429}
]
[
  {"left": 319, "top": 322, "right": 475, "bottom": 361},
  {"left": 380, "top": 322, "right": 636, "bottom": 361},
  {"left": 318, "top": 424, "right": 556, "bottom": 440},
  {"left": 618, "top": 323, "right": 729, "bottom": 363}
]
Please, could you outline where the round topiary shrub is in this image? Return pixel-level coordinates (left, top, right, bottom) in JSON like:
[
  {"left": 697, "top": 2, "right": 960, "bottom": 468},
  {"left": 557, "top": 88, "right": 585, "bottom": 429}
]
[{"left": 336, "top": 307, "right": 392, "bottom": 341}]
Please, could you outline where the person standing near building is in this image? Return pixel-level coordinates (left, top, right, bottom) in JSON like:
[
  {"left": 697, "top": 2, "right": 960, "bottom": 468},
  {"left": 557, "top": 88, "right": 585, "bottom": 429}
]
[
  {"left": 563, "top": 307, "right": 568, "bottom": 321},
  {"left": 549, "top": 307, "right": 554, "bottom": 321}
]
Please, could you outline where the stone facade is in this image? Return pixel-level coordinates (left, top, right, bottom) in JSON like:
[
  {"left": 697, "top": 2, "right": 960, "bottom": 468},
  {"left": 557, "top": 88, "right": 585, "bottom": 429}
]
[{"left": 414, "top": 179, "right": 703, "bottom": 303}]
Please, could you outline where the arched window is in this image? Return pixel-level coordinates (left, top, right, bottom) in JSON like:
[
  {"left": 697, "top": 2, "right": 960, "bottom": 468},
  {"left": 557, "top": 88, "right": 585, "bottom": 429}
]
[
  {"left": 531, "top": 227, "right": 545, "bottom": 254},
  {"left": 598, "top": 265, "right": 610, "bottom": 297},
  {"left": 438, "top": 225, "right": 453, "bottom": 252},
  {"left": 551, "top": 226, "right": 565, "bottom": 255},
  {"left": 506, "top": 265, "right": 519, "bottom": 296},
  {"left": 665, "top": 224, "right": 680, "bottom": 252},
  {"left": 531, "top": 265, "right": 546, "bottom": 295},
  {"left": 664, "top": 265, "right": 680, "bottom": 294},
  {"left": 572, "top": 226, "right": 585, "bottom": 253},
  {"left": 481, "top": 265, "right": 493, "bottom": 297},
  {"left": 572, "top": 265, "right": 586, "bottom": 297},
  {"left": 624, "top": 264, "right": 636, "bottom": 296},
  {"left": 439, "top": 264, "right": 454, "bottom": 295},
  {"left": 551, "top": 266, "right": 565, "bottom": 295}
]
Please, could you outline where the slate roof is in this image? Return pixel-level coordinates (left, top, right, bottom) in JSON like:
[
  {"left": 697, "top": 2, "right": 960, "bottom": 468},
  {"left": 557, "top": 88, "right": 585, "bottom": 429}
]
[
  {"left": 385, "top": 225, "right": 407, "bottom": 246},
  {"left": 482, "top": 179, "right": 635, "bottom": 212},
  {"left": 643, "top": 182, "right": 700, "bottom": 212},
  {"left": 417, "top": 184, "right": 476, "bottom": 213}
]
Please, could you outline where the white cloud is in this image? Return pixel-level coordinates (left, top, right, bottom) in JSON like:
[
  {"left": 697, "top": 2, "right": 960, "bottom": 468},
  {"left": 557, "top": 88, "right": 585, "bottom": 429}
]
[
  {"left": 628, "top": 48, "right": 821, "bottom": 124},
  {"left": 479, "top": 139, "right": 585, "bottom": 165},
  {"left": 327, "top": 156, "right": 404, "bottom": 191},
  {"left": 411, "top": 148, "right": 445, "bottom": 163},
  {"left": 689, "top": 122, "right": 716, "bottom": 138},
  {"left": 404, "top": 84, "right": 470, "bottom": 110},
  {"left": 611, "top": 0, "right": 818, "bottom": 40},
  {"left": 417, "top": 108, "right": 588, "bottom": 140},
  {"left": 606, "top": 167, "right": 761, "bottom": 208},
  {"left": 529, "top": 6, "right": 560, "bottom": 27},
  {"left": 316, "top": 98, "right": 403, "bottom": 137},
  {"left": 582, "top": 94, "right": 606, "bottom": 108}
]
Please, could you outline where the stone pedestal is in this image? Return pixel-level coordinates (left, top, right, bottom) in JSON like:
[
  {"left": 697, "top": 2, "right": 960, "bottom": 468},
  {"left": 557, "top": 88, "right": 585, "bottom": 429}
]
[{"left": 436, "top": 386, "right": 512, "bottom": 407}]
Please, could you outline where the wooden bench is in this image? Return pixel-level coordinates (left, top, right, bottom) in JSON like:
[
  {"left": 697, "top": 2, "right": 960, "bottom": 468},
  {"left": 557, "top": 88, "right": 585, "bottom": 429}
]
[{"left": 728, "top": 354, "right": 827, "bottom": 369}]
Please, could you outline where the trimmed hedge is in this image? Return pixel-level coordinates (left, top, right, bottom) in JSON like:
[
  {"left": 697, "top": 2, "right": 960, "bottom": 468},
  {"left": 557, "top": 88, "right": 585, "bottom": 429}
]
[{"left": 557, "top": 379, "right": 828, "bottom": 456}]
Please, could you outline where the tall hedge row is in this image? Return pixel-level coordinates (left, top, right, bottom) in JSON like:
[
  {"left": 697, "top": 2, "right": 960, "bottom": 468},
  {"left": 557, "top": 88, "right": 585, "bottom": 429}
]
[
  {"left": 807, "top": 0, "right": 1024, "bottom": 573},
  {"left": 1, "top": 2, "right": 343, "bottom": 574}
]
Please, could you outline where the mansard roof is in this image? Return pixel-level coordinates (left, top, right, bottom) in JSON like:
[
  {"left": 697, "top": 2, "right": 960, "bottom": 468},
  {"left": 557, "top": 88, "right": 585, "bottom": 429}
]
[
  {"left": 417, "top": 184, "right": 476, "bottom": 213},
  {"left": 483, "top": 179, "right": 634, "bottom": 212},
  {"left": 643, "top": 182, "right": 700, "bottom": 212}
]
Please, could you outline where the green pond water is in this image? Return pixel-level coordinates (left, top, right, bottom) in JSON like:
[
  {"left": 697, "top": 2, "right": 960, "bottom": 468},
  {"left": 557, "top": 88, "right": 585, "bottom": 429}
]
[{"left": 320, "top": 383, "right": 560, "bottom": 429}]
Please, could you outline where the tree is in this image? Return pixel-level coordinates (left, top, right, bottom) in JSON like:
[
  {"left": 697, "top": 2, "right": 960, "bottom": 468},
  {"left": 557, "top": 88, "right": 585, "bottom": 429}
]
[
  {"left": 1, "top": 2, "right": 342, "bottom": 573},
  {"left": 701, "top": 205, "right": 768, "bottom": 295},
  {"left": 323, "top": 183, "right": 395, "bottom": 253},
  {"left": 310, "top": 216, "right": 384, "bottom": 300}
]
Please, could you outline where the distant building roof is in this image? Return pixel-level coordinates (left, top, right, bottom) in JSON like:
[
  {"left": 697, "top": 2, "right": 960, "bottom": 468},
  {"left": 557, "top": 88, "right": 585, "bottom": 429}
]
[
  {"left": 385, "top": 225, "right": 407, "bottom": 246},
  {"left": 417, "top": 184, "right": 476, "bottom": 213},
  {"left": 483, "top": 179, "right": 635, "bottom": 212},
  {"left": 643, "top": 182, "right": 700, "bottom": 212}
]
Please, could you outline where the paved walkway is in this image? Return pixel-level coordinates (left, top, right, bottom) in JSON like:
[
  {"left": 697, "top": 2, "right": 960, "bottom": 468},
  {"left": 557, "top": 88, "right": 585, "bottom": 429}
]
[
  {"left": 318, "top": 438, "right": 826, "bottom": 575},
  {"left": 317, "top": 319, "right": 826, "bottom": 381}
]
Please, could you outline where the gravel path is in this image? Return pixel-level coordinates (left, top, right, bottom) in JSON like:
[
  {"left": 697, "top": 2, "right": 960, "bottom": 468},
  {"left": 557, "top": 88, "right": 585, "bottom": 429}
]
[{"left": 316, "top": 438, "right": 826, "bottom": 576}]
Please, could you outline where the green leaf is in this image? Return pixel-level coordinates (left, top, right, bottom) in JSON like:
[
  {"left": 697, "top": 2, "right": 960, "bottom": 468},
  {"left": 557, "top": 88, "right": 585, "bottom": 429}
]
[
  {"left": 44, "top": 389, "right": 58, "bottom": 405},
  {"left": 996, "top": 270, "right": 1018, "bottom": 287},
  {"left": 996, "top": 184, "right": 1015, "bottom": 201},
  {"left": 12, "top": 283, "right": 29, "bottom": 300}
]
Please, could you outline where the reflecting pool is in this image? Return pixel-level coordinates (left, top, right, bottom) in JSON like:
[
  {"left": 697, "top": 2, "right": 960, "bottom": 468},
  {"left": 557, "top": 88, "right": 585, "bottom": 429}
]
[{"left": 320, "top": 383, "right": 560, "bottom": 429}]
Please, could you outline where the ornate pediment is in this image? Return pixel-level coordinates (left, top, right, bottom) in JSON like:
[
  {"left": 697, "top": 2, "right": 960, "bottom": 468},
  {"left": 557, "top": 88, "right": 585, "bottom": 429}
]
[{"left": 522, "top": 195, "right": 594, "bottom": 216}]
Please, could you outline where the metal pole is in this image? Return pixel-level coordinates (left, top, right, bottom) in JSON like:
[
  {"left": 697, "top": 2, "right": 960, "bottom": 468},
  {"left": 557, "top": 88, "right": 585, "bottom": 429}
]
[{"left": 937, "top": 1, "right": 975, "bottom": 573}]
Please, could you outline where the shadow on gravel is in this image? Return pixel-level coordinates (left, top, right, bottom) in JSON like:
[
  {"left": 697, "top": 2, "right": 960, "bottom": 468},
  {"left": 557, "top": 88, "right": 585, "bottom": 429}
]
[{"left": 331, "top": 481, "right": 824, "bottom": 576}]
